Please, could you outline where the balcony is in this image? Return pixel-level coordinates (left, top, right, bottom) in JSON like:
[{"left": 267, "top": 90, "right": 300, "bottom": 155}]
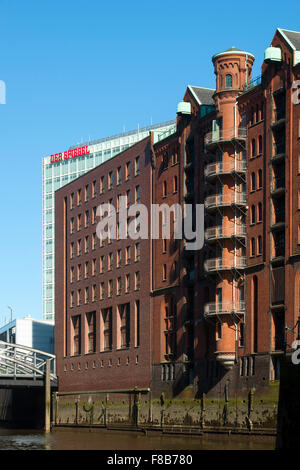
[
  {"left": 271, "top": 109, "right": 286, "bottom": 128},
  {"left": 272, "top": 142, "right": 286, "bottom": 161},
  {"left": 205, "top": 127, "right": 247, "bottom": 148},
  {"left": 204, "top": 192, "right": 247, "bottom": 211},
  {"left": 204, "top": 256, "right": 246, "bottom": 272},
  {"left": 204, "top": 160, "right": 246, "bottom": 180},
  {"left": 205, "top": 224, "right": 246, "bottom": 242},
  {"left": 204, "top": 301, "right": 245, "bottom": 317}
]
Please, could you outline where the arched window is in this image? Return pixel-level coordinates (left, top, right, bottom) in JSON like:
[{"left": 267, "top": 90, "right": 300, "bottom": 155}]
[
  {"left": 251, "top": 205, "right": 256, "bottom": 224},
  {"left": 251, "top": 172, "right": 256, "bottom": 191},
  {"left": 258, "top": 135, "right": 263, "bottom": 154},
  {"left": 225, "top": 74, "right": 232, "bottom": 88},
  {"left": 251, "top": 139, "right": 256, "bottom": 157}
]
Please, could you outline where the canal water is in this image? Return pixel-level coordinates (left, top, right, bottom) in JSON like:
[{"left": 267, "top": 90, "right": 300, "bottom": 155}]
[{"left": 0, "top": 428, "right": 275, "bottom": 450}]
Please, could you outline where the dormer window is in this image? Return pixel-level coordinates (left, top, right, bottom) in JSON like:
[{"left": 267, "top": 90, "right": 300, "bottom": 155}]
[{"left": 225, "top": 74, "right": 232, "bottom": 88}]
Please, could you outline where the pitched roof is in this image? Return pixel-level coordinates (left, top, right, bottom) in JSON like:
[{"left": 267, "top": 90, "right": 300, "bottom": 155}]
[
  {"left": 188, "top": 86, "right": 215, "bottom": 106},
  {"left": 278, "top": 28, "right": 300, "bottom": 50}
]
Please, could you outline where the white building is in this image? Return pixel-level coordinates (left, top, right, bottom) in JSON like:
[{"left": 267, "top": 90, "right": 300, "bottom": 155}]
[
  {"left": 42, "top": 120, "right": 176, "bottom": 321},
  {"left": 0, "top": 316, "right": 54, "bottom": 354}
]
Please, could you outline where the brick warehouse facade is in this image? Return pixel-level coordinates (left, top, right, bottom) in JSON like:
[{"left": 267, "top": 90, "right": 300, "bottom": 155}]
[{"left": 55, "top": 28, "right": 300, "bottom": 398}]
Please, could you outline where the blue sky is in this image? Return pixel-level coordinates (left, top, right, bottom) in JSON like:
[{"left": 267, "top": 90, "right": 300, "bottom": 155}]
[{"left": 0, "top": 0, "right": 299, "bottom": 324}]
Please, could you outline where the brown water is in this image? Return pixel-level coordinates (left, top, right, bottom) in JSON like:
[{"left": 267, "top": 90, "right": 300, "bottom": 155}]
[{"left": 0, "top": 428, "right": 275, "bottom": 450}]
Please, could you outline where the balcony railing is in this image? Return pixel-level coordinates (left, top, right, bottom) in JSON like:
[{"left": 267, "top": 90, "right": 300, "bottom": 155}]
[
  {"left": 204, "top": 256, "right": 246, "bottom": 272},
  {"left": 204, "top": 192, "right": 247, "bottom": 210},
  {"left": 242, "top": 75, "right": 262, "bottom": 93},
  {"left": 205, "top": 224, "right": 246, "bottom": 241},
  {"left": 204, "top": 301, "right": 245, "bottom": 317},
  {"left": 204, "top": 160, "right": 246, "bottom": 179},
  {"left": 205, "top": 127, "right": 247, "bottom": 147}
]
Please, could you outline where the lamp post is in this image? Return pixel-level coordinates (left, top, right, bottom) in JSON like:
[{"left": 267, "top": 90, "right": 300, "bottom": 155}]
[{"left": 7, "top": 306, "right": 12, "bottom": 323}]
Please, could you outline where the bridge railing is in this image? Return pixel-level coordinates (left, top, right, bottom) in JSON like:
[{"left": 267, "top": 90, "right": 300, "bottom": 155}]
[{"left": 0, "top": 341, "right": 56, "bottom": 381}]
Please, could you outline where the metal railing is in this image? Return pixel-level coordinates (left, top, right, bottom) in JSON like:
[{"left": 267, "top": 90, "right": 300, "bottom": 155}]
[
  {"left": 204, "top": 256, "right": 247, "bottom": 272},
  {"left": 205, "top": 224, "right": 246, "bottom": 241},
  {"left": 204, "top": 160, "right": 246, "bottom": 178},
  {"left": 242, "top": 75, "right": 262, "bottom": 92},
  {"left": 204, "top": 192, "right": 247, "bottom": 209},
  {"left": 0, "top": 341, "right": 56, "bottom": 381},
  {"left": 204, "top": 301, "right": 245, "bottom": 316},
  {"left": 205, "top": 127, "right": 247, "bottom": 146}
]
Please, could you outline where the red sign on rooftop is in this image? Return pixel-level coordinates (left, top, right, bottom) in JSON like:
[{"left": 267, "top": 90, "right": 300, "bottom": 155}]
[{"left": 50, "top": 145, "right": 90, "bottom": 164}]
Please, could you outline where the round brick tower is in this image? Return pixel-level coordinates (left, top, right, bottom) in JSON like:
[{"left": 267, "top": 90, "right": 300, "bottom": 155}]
[{"left": 204, "top": 47, "right": 255, "bottom": 369}]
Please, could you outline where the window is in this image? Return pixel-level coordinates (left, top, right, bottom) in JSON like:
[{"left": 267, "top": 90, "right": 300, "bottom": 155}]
[
  {"left": 125, "top": 273, "right": 130, "bottom": 292},
  {"left": 163, "top": 238, "right": 167, "bottom": 253},
  {"left": 251, "top": 205, "right": 256, "bottom": 224},
  {"left": 84, "top": 261, "right": 88, "bottom": 278},
  {"left": 258, "top": 169, "right": 262, "bottom": 188},
  {"left": 77, "top": 189, "right": 81, "bottom": 206},
  {"left": 84, "top": 210, "right": 89, "bottom": 228},
  {"left": 108, "top": 252, "right": 113, "bottom": 271},
  {"left": 126, "top": 189, "right": 131, "bottom": 208},
  {"left": 251, "top": 237, "right": 255, "bottom": 257},
  {"left": 216, "top": 322, "right": 222, "bottom": 340},
  {"left": 119, "top": 303, "right": 130, "bottom": 348},
  {"left": 257, "top": 235, "right": 262, "bottom": 254},
  {"left": 117, "top": 249, "right": 122, "bottom": 267},
  {"left": 70, "top": 193, "right": 74, "bottom": 209},
  {"left": 135, "top": 156, "right": 140, "bottom": 176},
  {"left": 125, "top": 161, "right": 131, "bottom": 180},
  {"left": 258, "top": 202, "right": 262, "bottom": 222},
  {"left": 77, "top": 239, "right": 82, "bottom": 256},
  {"left": 135, "top": 242, "right": 140, "bottom": 262},
  {"left": 135, "top": 185, "right": 140, "bottom": 203},
  {"left": 70, "top": 217, "right": 75, "bottom": 234},
  {"left": 108, "top": 279, "right": 113, "bottom": 297},
  {"left": 135, "top": 271, "right": 140, "bottom": 290},
  {"left": 117, "top": 166, "right": 122, "bottom": 185},
  {"left": 126, "top": 246, "right": 131, "bottom": 264},
  {"left": 239, "top": 323, "right": 244, "bottom": 347},
  {"left": 92, "top": 232, "right": 96, "bottom": 250},
  {"left": 100, "top": 282, "right": 105, "bottom": 300},
  {"left": 117, "top": 277, "right": 122, "bottom": 295},
  {"left": 102, "top": 308, "right": 112, "bottom": 351},
  {"left": 70, "top": 291, "right": 74, "bottom": 308},
  {"left": 92, "top": 258, "right": 96, "bottom": 276},
  {"left": 258, "top": 135, "right": 263, "bottom": 154},
  {"left": 92, "top": 206, "right": 97, "bottom": 224},
  {"left": 72, "top": 315, "right": 81, "bottom": 355},
  {"left": 163, "top": 264, "right": 167, "bottom": 281},
  {"left": 108, "top": 171, "right": 113, "bottom": 189},
  {"left": 100, "top": 176, "right": 105, "bottom": 194},
  {"left": 251, "top": 139, "right": 256, "bottom": 157},
  {"left": 84, "top": 286, "right": 89, "bottom": 304},
  {"left": 77, "top": 214, "right": 82, "bottom": 231},
  {"left": 100, "top": 255, "right": 104, "bottom": 273},
  {"left": 86, "top": 312, "right": 96, "bottom": 353},
  {"left": 92, "top": 180, "right": 96, "bottom": 198},
  {"left": 84, "top": 235, "right": 89, "bottom": 253},
  {"left": 225, "top": 74, "right": 232, "bottom": 88},
  {"left": 173, "top": 176, "right": 178, "bottom": 193},
  {"left": 135, "top": 300, "right": 140, "bottom": 347},
  {"left": 70, "top": 266, "right": 75, "bottom": 283},
  {"left": 251, "top": 172, "right": 256, "bottom": 191},
  {"left": 162, "top": 181, "right": 167, "bottom": 198},
  {"left": 70, "top": 242, "right": 75, "bottom": 259},
  {"left": 84, "top": 185, "right": 89, "bottom": 202},
  {"left": 77, "top": 289, "right": 81, "bottom": 306}
]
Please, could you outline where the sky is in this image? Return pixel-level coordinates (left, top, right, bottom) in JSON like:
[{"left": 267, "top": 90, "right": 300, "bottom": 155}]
[{"left": 0, "top": 0, "right": 299, "bottom": 324}]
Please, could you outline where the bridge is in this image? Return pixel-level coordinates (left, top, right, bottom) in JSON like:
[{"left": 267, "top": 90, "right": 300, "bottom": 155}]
[
  {"left": 0, "top": 341, "right": 57, "bottom": 429},
  {"left": 0, "top": 340, "right": 56, "bottom": 386}
]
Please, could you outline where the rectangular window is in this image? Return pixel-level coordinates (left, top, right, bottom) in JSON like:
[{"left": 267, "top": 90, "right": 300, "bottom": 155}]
[
  {"left": 84, "top": 261, "right": 88, "bottom": 278},
  {"left": 100, "top": 176, "right": 105, "bottom": 194},
  {"left": 77, "top": 189, "right": 81, "bottom": 206},
  {"left": 100, "top": 282, "right": 105, "bottom": 300},
  {"left": 108, "top": 252, "right": 113, "bottom": 270},
  {"left": 84, "top": 235, "right": 89, "bottom": 253},
  {"left": 72, "top": 315, "right": 81, "bottom": 355},
  {"left": 84, "top": 210, "right": 89, "bottom": 228},
  {"left": 126, "top": 246, "right": 131, "bottom": 264},
  {"left": 86, "top": 312, "right": 96, "bottom": 353},
  {"left": 108, "top": 171, "right": 113, "bottom": 189},
  {"left": 102, "top": 307, "right": 112, "bottom": 351},
  {"left": 125, "top": 274, "right": 130, "bottom": 292},
  {"left": 84, "top": 286, "right": 89, "bottom": 304},
  {"left": 135, "top": 271, "right": 140, "bottom": 290},
  {"left": 108, "top": 279, "right": 113, "bottom": 297},
  {"left": 77, "top": 264, "right": 82, "bottom": 280},
  {"left": 92, "top": 258, "right": 96, "bottom": 276},
  {"left": 135, "top": 300, "right": 140, "bottom": 347},
  {"left": 117, "top": 249, "right": 122, "bottom": 268},
  {"left": 77, "top": 214, "right": 82, "bottom": 231},
  {"left": 92, "top": 180, "right": 96, "bottom": 198},
  {"left": 117, "top": 166, "right": 122, "bottom": 185},
  {"left": 126, "top": 161, "right": 131, "bottom": 180},
  {"left": 117, "top": 277, "right": 122, "bottom": 295},
  {"left": 77, "top": 239, "right": 82, "bottom": 256},
  {"left": 135, "top": 242, "right": 140, "bottom": 262},
  {"left": 70, "top": 193, "right": 74, "bottom": 209},
  {"left": 163, "top": 264, "right": 167, "bottom": 281},
  {"left": 135, "top": 185, "right": 140, "bottom": 203},
  {"left": 135, "top": 156, "right": 140, "bottom": 176},
  {"left": 84, "top": 185, "right": 89, "bottom": 202},
  {"left": 100, "top": 255, "right": 104, "bottom": 273},
  {"left": 119, "top": 303, "right": 130, "bottom": 348}
]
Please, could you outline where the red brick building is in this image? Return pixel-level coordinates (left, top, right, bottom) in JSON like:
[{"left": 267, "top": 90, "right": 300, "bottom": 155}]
[{"left": 55, "top": 28, "right": 300, "bottom": 398}]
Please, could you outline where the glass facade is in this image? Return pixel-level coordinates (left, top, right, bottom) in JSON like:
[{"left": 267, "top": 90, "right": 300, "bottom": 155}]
[{"left": 42, "top": 120, "right": 176, "bottom": 321}]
